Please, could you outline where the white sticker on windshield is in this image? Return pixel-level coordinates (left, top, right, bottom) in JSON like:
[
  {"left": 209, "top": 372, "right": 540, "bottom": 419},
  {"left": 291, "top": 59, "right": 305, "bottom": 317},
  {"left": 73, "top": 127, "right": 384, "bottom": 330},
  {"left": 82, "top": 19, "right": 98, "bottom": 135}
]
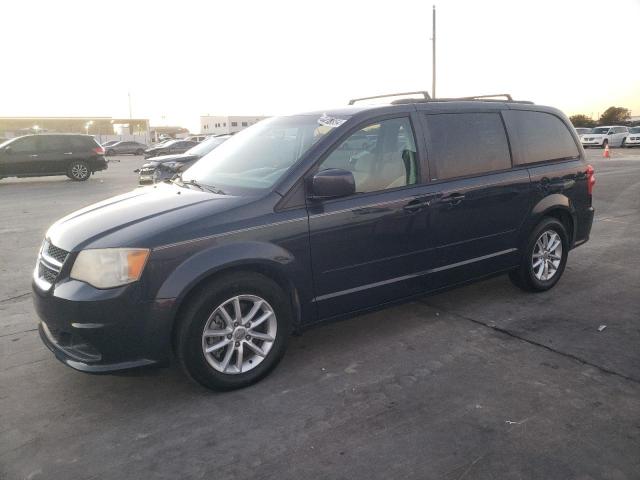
[{"left": 318, "top": 114, "right": 347, "bottom": 128}]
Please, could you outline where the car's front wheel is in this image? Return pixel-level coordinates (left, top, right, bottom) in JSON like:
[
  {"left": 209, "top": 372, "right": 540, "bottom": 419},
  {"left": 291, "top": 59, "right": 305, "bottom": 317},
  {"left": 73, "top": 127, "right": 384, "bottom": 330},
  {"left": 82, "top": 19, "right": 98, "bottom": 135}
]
[
  {"left": 67, "top": 161, "right": 91, "bottom": 181},
  {"left": 176, "top": 272, "right": 292, "bottom": 390},
  {"left": 509, "top": 217, "right": 569, "bottom": 292}
]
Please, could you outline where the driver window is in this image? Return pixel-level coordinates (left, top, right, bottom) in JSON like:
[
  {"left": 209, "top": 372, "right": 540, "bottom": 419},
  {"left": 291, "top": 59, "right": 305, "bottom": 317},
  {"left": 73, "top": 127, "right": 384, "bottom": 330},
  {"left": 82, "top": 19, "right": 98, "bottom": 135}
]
[{"left": 318, "top": 117, "right": 418, "bottom": 193}]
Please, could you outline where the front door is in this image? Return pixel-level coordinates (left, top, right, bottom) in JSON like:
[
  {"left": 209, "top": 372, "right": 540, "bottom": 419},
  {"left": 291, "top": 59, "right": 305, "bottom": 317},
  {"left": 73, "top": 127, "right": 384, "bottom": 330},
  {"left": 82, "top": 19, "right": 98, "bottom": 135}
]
[
  {"left": 307, "top": 115, "right": 436, "bottom": 319},
  {"left": 421, "top": 111, "right": 531, "bottom": 288},
  {"left": 1, "top": 136, "right": 41, "bottom": 176}
]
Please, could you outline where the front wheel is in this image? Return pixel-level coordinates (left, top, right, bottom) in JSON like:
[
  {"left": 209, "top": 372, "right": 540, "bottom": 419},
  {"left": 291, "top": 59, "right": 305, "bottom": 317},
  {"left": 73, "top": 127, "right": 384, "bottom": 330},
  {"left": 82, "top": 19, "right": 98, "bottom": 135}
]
[
  {"left": 601, "top": 139, "right": 609, "bottom": 149},
  {"left": 176, "top": 272, "right": 292, "bottom": 390},
  {"left": 68, "top": 161, "right": 91, "bottom": 181},
  {"left": 509, "top": 218, "right": 569, "bottom": 292}
]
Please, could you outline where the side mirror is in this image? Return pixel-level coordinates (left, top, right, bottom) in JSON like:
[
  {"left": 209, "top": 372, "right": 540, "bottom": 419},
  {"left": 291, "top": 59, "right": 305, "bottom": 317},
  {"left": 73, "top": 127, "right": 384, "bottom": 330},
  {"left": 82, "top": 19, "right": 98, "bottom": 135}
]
[
  {"left": 308, "top": 168, "right": 356, "bottom": 200},
  {"left": 4, "top": 146, "right": 12, "bottom": 154}
]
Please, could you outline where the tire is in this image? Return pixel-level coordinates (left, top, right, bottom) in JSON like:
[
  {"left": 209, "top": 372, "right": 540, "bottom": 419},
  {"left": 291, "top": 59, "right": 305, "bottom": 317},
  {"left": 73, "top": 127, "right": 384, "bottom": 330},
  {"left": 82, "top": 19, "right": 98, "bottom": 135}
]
[
  {"left": 106, "top": 149, "right": 116, "bottom": 156},
  {"left": 176, "top": 271, "right": 292, "bottom": 391},
  {"left": 135, "top": 149, "right": 144, "bottom": 156},
  {"left": 621, "top": 139, "right": 626, "bottom": 148},
  {"left": 67, "top": 161, "right": 91, "bottom": 181},
  {"left": 601, "top": 139, "right": 608, "bottom": 149},
  {"left": 509, "top": 217, "right": 569, "bottom": 292}
]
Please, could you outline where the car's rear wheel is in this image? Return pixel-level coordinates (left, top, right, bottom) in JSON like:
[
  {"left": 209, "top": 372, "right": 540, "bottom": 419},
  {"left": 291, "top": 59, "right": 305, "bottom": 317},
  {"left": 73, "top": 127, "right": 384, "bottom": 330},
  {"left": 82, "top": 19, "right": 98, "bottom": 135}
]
[
  {"left": 68, "top": 161, "right": 90, "bottom": 181},
  {"left": 509, "top": 217, "right": 569, "bottom": 292},
  {"left": 106, "top": 149, "right": 116, "bottom": 156},
  {"left": 135, "top": 149, "right": 144, "bottom": 155},
  {"left": 176, "top": 271, "right": 292, "bottom": 391}
]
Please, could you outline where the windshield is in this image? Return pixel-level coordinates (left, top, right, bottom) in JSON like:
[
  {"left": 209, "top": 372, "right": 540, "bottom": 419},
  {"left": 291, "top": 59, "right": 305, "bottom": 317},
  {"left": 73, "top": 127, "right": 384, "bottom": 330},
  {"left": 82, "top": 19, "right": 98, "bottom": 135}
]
[
  {"left": 629, "top": 127, "right": 640, "bottom": 134},
  {"left": 182, "top": 115, "right": 342, "bottom": 191},
  {"left": 186, "top": 136, "right": 229, "bottom": 156},
  {"left": 158, "top": 139, "right": 178, "bottom": 148},
  {"left": 592, "top": 127, "right": 611, "bottom": 134}
]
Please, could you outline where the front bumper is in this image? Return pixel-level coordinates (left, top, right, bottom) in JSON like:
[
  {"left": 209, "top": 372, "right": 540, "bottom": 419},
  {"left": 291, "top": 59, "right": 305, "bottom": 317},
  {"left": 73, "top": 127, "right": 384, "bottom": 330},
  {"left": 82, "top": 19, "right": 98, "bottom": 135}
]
[
  {"left": 581, "top": 140, "right": 604, "bottom": 147},
  {"left": 33, "top": 276, "right": 176, "bottom": 373}
]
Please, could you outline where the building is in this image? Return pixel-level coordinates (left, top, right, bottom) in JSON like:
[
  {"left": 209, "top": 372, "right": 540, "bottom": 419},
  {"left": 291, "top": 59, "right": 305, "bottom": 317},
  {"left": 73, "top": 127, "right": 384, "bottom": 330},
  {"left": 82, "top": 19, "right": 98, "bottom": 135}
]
[
  {"left": 200, "top": 115, "right": 268, "bottom": 135},
  {"left": 0, "top": 116, "right": 151, "bottom": 144}
]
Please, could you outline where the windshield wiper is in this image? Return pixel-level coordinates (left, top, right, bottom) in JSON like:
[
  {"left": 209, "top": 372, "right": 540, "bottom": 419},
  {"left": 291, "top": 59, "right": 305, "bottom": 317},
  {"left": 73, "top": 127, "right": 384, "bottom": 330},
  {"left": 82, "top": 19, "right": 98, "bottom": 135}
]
[{"left": 171, "top": 174, "right": 226, "bottom": 195}]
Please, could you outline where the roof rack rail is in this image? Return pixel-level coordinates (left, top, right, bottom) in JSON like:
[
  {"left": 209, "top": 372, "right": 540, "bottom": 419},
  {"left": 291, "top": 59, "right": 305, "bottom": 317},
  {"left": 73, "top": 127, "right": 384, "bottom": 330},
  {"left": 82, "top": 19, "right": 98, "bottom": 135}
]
[
  {"left": 452, "top": 94, "right": 513, "bottom": 101},
  {"left": 348, "top": 91, "right": 431, "bottom": 105}
]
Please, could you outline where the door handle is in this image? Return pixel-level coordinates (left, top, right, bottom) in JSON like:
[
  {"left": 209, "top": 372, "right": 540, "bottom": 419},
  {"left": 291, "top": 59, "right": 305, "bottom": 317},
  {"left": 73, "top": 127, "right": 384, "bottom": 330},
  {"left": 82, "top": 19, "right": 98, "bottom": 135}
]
[
  {"left": 440, "top": 193, "right": 465, "bottom": 206},
  {"left": 29, "top": 154, "right": 39, "bottom": 158},
  {"left": 63, "top": 152, "right": 73, "bottom": 155},
  {"left": 403, "top": 198, "right": 429, "bottom": 213}
]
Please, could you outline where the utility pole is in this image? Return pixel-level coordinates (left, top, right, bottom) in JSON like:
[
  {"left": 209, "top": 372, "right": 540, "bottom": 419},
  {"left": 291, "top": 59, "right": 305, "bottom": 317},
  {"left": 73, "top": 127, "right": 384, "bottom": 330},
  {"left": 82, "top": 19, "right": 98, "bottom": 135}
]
[{"left": 432, "top": 5, "right": 436, "bottom": 99}]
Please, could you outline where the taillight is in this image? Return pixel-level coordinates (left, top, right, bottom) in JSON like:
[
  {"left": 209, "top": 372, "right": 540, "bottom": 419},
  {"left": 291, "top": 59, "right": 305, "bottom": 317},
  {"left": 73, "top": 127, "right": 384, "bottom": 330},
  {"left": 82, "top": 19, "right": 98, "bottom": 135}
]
[
  {"left": 93, "top": 146, "right": 105, "bottom": 155},
  {"left": 586, "top": 164, "right": 595, "bottom": 195}
]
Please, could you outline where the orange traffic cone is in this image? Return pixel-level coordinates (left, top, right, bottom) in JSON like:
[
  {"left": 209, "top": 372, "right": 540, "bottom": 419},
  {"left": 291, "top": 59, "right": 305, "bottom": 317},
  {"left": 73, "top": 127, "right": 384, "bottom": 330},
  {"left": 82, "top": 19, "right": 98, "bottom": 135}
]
[{"left": 603, "top": 144, "right": 610, "bottom": 158}]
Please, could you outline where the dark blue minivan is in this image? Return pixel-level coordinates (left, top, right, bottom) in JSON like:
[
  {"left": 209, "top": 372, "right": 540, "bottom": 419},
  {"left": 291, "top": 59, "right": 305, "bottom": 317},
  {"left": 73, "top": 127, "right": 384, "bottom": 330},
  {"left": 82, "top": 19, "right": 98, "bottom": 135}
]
[{"left": 32, "top": 93, "right": 595, "bottom": 390}]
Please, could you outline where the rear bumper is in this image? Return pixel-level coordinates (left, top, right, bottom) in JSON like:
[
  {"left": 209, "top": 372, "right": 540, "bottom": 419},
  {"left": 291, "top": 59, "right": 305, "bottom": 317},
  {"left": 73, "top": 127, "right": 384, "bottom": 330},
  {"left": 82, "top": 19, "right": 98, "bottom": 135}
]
[
  {"left": 573, "top": 206, "right": 594, "bottom": 248},
  {"left": 32, "top": 277, "right": 176, "bottom": 373}
]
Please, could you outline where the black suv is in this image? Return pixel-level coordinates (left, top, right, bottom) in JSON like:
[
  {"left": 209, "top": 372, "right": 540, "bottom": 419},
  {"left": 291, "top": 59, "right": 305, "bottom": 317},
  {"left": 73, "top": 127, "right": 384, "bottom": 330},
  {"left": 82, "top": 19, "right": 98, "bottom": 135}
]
[
  {"left": 0, "top": 134, "right": 107, "bottom": 181},
  {"left": 32, "top": 93, "right": 594, "bottom": 390}
]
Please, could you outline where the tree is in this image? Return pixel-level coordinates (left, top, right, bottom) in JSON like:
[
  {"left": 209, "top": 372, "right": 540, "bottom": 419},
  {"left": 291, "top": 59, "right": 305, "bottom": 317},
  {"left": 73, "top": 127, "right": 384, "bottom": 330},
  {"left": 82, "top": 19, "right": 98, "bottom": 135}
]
[
  {"left": 569, "top": 114, "right": 596, "bottom": 128},
  {"left": 598, "top": 106, "right": 631, "bottom": 125}
]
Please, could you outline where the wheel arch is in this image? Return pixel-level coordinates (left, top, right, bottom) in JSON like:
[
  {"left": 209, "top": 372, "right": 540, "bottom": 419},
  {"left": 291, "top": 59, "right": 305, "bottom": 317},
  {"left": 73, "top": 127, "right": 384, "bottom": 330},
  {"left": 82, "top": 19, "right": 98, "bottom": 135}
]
[
  {"left": 156, "top": 242, "right": 306, "bottom": 354},
  {"left": 526, "top": 194, "right": 577, "bottom": 246}
]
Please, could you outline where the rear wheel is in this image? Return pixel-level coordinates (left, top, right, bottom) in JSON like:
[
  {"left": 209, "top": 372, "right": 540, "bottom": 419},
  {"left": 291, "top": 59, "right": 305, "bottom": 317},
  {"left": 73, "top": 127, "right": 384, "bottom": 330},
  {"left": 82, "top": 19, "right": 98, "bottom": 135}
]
[
  {"left": 509, "top": 218, "right": 569, "bottom": 292},
  {"left": 106, "top": 149, "right": 116, "bottom": 156},
  {"left": 176, "top": 272, "right": 292, "bottom": 390},
  {"left": 135, "top": 149, "right": 144, "bottom": 155},
  {"left": 67, "top": 161, "right": 90, "bottom": 181}
]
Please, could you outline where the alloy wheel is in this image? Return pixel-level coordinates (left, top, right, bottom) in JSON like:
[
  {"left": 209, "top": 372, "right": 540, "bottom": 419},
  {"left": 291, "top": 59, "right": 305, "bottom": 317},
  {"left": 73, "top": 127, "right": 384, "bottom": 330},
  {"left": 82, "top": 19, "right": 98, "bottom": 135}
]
[
  {"left": 201, "top": 295, "right": 277, "bottom": 374},
  {"left": 532, "top": 230, "right": 563, "bottom": 281},
  {"left": 71, "top": 163, "right": 89, "bottom": 180}
]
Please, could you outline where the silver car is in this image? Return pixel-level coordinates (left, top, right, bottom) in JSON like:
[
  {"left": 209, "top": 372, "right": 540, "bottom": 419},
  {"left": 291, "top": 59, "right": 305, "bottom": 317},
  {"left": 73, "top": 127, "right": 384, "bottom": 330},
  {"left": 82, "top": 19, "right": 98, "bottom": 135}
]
[{"left": 105, "top": 141, "right": 148, "bottom": 156}]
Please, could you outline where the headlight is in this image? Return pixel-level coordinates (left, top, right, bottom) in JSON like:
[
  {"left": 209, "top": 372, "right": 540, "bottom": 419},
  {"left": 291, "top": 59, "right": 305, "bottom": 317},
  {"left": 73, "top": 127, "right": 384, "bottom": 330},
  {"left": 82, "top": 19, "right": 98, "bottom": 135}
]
[{"left": 70, "top": 248, "right": 150, "bottom": 289}]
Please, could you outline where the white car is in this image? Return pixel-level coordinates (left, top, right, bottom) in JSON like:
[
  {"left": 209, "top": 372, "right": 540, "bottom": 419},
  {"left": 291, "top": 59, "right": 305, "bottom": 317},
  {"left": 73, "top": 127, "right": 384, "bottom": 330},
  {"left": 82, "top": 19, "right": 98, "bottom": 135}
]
[
  {"left": 624, "top": 126, "right": 640, "bottom": 148},
  {"left": 580, "top": 125, "right": 629, "bottom": 148}
]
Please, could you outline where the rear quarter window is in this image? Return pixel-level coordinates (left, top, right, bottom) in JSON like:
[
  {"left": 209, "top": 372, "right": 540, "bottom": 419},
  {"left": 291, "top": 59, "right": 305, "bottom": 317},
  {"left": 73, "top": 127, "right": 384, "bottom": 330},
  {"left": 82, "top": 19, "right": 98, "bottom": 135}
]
[
  {"left": 423, "top": 112, "right": 511, "bottom": 180},
  {"left": 70, "top": 136, "right": 98, "bottom": 150},
  {"left": 503, "top": 110, "right": 579, "bottom": 164}
]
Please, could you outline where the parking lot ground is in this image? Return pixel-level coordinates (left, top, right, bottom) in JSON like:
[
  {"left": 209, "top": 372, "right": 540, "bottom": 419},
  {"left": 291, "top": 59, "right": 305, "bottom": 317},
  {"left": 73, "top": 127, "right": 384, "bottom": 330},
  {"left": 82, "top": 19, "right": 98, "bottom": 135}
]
[{"left": 1, "top": 150, "right": 639, "bottom": 479}]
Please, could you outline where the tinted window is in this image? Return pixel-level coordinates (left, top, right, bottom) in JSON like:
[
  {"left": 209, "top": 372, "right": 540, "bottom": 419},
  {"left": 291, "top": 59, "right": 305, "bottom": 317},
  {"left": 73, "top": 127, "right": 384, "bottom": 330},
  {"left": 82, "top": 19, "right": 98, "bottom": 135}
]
[
  {"left": 70, "top": 136, "right": 95, "bottom": 150},
  {"left": 40, "top": 136, "right": 70, "bottom": 152},
  {"left": 424, "top": 113, "right": 511, "bottom": 180},
  {"left": 10, "top": 136, "right": 39, "bottom": 153},
  {"left": 318, "top": 117, "right": 418, "bottom": 193},
  {"left": 504, "top": 110, "right": 579, "bottom": 164}
]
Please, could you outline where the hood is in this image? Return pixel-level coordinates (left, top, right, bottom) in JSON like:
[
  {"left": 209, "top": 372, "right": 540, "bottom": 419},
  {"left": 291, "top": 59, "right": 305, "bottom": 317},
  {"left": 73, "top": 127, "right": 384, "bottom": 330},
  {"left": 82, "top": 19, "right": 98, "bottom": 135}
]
[{"left": 46, "top": 182, "right": 254, "bottom": 252}]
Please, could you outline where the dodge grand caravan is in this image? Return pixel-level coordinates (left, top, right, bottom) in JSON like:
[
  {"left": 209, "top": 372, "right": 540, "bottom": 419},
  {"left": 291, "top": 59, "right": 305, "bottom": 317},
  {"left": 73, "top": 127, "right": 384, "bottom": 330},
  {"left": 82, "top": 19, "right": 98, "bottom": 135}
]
[{"left": 32, "top": 92, "right": 595, "bottom": 390}]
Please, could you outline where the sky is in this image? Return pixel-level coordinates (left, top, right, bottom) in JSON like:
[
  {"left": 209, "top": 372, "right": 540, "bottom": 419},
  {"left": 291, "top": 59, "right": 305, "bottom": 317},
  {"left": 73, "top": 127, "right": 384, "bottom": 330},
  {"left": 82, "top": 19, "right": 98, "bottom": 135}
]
[{"left": 1, "top": 0, "right": 638, "bottom": 132}]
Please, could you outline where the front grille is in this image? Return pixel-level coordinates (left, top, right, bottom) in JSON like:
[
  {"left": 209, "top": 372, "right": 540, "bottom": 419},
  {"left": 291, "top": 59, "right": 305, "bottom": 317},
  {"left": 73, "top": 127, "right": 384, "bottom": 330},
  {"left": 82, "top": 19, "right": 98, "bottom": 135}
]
[
  {"left": 46, "top": 242, "right": 69, "bottom": 264},
  {"left": 36, "top": 240, "right": 68, "bottom": 289},
  {"left": 39, "top": 262, "right": 59, "bottom": 284},
  {"left": 42, "top": 240, "right": 69, "bottom": 264}
]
